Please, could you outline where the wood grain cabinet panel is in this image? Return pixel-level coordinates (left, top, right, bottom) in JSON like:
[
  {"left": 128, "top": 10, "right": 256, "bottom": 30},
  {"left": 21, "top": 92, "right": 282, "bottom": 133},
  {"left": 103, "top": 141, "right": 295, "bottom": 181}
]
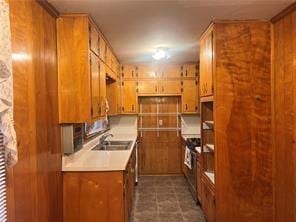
[
  {"left": 8, "top": 1, "right": 62, "bottom": 221},
  {"left": 199, "top": 21, "right": 272, "bottom": 222},
  {"left": 183, "top": 63, "right": 199, "bottom": 78},
  {"left": 90, "top": 52, "right": 100, "bottom": 118},
  {"left": 99, "top": 61, "right": 107, "bottom": 117},
  {"left": 99, "top": 35, "right": 106, "bottom": 62},
  {"left": 200, "top": 26, "right": 214, "bottom": 97},
  {"left": 138, "top": 80, "right": 158, "bottom": 94},
  {"left": 182, "top": 79, "right": 199, "bottom": 113},
  {"left": 136, "top": 64, "right": 158, "bottom": 79},
  {"left": 272, "top": 8, "right": 296, "bottom": 222},
  {"left": 63, "top": 172, "right": 125, "bottom": 222},
  {"left": 57, "top": 15, "right": 92, "bottom": 123},
  {"left": 89, "top": 22, "right": 99, "bottom": 56},
  {"left": 57, "top": 14, "right": 118, "bottom": 121},
  {"left": 160, "top": 64, "right": 182, "bottom": 78},
  {"left": 121, "top": 80, "right": 138, "bottom": 113},
  {"left": 122, "top": 65, "right": 136, "bottom": 79},
  {"left": 159, "top": 80, "right": 182, "bottom": 94}
]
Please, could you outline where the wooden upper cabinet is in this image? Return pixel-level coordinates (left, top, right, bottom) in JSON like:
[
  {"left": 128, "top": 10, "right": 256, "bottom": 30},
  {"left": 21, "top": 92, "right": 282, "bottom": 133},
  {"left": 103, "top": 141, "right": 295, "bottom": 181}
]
[
  {"left": 57, "top": 15, "right": 92, "bottom": 123},
  {"left": 99, "top": 61, "right": 107, "bottom": 117},
  {"left": 138, "top": 80, "right": 158, "bottom": 95},
  {"left": 183, "top": 63, "right": 199, "bottom": 78},
  {"left": 89, "top": 22, "right": 99, "bottom": 56},
  {"left": 99, "top": 35, "right": 106, "bottom": 62},
  {"left": 122, "top": 65, "right": 136, "bottom": 79},
  {"left": 161, "top": 64, "right": 182, "bottom": 78},
  {"left": 90, "top": 52, "right": 100, "bottom": 118},
  {"left": 121, "top": 80, "right": 137, "bottom": 113},
  {"left": 137, "top": 65, "right": 157, "bottom": 79},
  {"left": 159, "top": 80, "right": 182, "bottom": 94},
  {"left": 200, "top": 26, "right": 214, "bottom": 97},
  {"left": 182, "top": 79, "right": 199, "bottom": 113}
]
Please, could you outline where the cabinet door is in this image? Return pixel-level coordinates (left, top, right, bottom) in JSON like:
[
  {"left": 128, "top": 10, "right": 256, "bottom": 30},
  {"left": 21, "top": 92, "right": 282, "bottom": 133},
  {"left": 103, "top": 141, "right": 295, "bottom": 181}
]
[
  {"left": 89, "top": 23, "right": 99, "bottom": 56},
  {"left": 197, "top": 161, "right": 202, "bottom": 202},
  {"left": 106, "top": 45, "right": 112, "bottom": 68},
  {"left": 90, "top": 53, "right": 100, "bottom": 119},
  {"left": 117, "top": 80, "right": 122, "bottom": 114},
  {"left": 122, "top": 80, "right": 137, "bottom": 113},
  {"left": 182, "top": 79, "right": 199, "bottom": 113},
  {"left": 200, "top": 28, "right": 213, "bottom": 97},
  {"left": 161, "top": 64, "right": 182, "bottom": 78},
  {"left": 138, "top": 80, "right": 158, "bottom": 95},
  {"left": 183, "top": 63, "right": 199, "bottom": 78},
  {"left": 202, "top": 178, "right": 216, "bottom": 222},
  {"left": 99, "top": 35, "right": 106, "bottom": 62},
  {"left": 122, "top": 65, "right": 136, "bottom": 79},
  {"left": 136, "top": 64, "right": 157, "bottom": 79},
  {"left": 106, "top": 82, "right": 118, "bottom": 115},
  {"left": 99, "top": 61, "right": 107, "bottom": 117},
  {"left": 160, "top": 80, "right": 181, "bottom": 94}
]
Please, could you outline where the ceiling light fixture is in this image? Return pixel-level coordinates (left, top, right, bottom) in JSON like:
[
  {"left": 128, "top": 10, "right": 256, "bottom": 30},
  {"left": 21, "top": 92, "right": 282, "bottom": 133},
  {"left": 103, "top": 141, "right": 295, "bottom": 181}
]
[{"left": 152, "top": 47, "right": 170, "bottom": 60}]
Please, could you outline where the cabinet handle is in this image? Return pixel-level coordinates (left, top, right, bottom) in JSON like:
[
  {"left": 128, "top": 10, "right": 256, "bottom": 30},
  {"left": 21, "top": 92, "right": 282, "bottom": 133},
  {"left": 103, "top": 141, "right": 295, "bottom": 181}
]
[
  {"left": 132, "top": 71, "right": 134, "bottom": 77},
  {"left": 155, "top": 86, "right": 157, "bottom": 92},
  {"left": 186, "top": 104, "right": 188, "bottom": 110},
  {"left": 132, "top": 104, "right": 134, "bottom": 111},
  {"left": 185, "top": 70, "right": 188, "bottom": 76}
]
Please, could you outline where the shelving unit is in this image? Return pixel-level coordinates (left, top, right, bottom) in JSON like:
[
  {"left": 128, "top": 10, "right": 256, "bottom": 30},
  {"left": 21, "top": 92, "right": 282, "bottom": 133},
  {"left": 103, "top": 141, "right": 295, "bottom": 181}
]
[
  {"left": 138, "top": 99, "right": 182, "bottom": 136},
  {"left": 201, "top": 99, "right": 215, "bottom": 186}
]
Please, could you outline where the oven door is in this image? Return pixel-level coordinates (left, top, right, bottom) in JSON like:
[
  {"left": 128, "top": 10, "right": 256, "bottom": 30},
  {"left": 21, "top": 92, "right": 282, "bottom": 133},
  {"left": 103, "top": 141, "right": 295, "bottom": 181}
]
[{"left": 186, "top": 150, "right": 197, "bottom": 202}]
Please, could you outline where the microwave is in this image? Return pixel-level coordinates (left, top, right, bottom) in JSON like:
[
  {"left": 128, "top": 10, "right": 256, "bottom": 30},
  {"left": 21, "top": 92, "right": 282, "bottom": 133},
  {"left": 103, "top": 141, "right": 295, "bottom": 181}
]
[{"left": 61, "top": 124, "right": 84, "bottom": 154}]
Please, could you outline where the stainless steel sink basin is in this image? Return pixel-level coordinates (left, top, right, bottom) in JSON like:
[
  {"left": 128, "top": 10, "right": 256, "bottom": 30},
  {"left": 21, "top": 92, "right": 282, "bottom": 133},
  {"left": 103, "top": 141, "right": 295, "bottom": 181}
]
[{"left": 92, "top": 141, "right": 133, "bottom": 151}]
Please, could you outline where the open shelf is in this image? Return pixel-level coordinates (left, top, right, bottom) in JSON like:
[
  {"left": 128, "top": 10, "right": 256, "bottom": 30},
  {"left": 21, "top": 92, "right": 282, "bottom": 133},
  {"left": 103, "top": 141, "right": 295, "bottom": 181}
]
[
  {"left": 203, "top": 121, "right": 214, "bottom": 130},
  {"left": 204, "top": 143, "right": 215, "bottom": 152},
  {"left": 205, "top": 171, "right": 215, "bottom": 184},
  {"left": 201, "top": 99, "right": 215, "bottom": 188}
]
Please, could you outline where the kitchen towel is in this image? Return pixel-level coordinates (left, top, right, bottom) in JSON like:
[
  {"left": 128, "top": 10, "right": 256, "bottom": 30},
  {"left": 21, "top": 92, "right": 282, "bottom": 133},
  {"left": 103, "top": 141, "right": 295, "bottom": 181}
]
[
  {"left": 0, "top": 0, "right": 17, "bottom": 167},
  {"left": 184, "top": 146, "right": 192, "bottom": 169}
]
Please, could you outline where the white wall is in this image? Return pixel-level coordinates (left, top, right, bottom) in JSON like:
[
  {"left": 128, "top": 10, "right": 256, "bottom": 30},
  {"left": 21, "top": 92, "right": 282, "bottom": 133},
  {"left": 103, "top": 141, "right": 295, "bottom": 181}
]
[
  {"left": 181, "top": 115, "right": 201, "bottom": 136},
  {"left": 109, "top": 115, "right": 138, "bottom": 135}
]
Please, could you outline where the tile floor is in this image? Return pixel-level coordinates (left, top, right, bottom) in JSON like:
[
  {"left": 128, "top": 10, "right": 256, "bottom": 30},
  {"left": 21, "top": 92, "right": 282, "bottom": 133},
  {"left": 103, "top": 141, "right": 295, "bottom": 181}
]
[{"left": 131, "top": 175, "right": 205, "bottom": 222}]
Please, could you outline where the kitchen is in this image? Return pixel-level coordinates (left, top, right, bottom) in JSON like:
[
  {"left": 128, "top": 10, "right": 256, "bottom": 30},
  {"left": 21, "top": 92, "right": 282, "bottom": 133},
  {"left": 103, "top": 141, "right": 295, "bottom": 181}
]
[{"left": 2, "top": 0, "right": 296, "bottom": 222}]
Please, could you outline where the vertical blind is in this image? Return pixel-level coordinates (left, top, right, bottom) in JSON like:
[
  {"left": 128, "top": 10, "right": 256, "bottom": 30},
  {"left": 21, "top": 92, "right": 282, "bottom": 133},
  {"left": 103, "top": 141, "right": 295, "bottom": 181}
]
[{"left": 0, "top": 133, "right": 7, "bottom": 221}]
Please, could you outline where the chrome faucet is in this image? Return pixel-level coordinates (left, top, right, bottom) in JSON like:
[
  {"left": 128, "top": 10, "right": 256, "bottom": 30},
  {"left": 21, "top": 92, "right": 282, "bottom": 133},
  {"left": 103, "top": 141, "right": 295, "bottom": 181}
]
[{"left": 100, "top": 133, "right": 114, "bottom": 144}]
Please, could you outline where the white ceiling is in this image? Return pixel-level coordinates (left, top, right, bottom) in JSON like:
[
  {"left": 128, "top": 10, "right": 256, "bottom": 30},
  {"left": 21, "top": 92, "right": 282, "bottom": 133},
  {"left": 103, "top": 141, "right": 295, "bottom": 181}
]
[{"left": 49, "top": 0, "right": 294, "bottom": 64}]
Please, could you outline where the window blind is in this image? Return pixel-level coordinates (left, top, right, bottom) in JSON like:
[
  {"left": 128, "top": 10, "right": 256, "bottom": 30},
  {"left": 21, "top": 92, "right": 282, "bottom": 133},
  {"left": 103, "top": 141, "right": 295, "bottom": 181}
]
[{"left": 0, "top": 134, "right": 7, "bottom": 221}]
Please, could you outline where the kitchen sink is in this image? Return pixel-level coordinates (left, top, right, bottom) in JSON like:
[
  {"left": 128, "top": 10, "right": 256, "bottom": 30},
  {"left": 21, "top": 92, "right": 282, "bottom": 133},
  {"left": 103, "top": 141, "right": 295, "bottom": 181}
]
[{"left": 91, "top": 141, "right": 133, "bottom": 151}]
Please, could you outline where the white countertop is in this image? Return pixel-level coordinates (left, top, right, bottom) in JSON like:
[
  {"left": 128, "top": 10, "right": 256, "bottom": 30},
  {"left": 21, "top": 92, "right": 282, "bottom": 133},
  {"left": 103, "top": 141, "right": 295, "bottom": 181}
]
[{"left": 62, "top": 132, "right": 137, "bottom": 172}]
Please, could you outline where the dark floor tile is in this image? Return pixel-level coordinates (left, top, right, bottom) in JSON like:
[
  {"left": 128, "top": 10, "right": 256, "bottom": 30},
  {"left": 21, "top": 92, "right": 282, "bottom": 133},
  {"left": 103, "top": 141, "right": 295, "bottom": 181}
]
[
  {"left": 157, "top": 193, "right": 177, "bottom": 202},
  {"left": 136, "top": 194, "right": 157, "bottom": 203},
  {"left": 132, "top": 176, "right": 205, "bottom": 222},
  {"left": 135, "top": 202, "right": 157, "bottom": 214},
  {"left": 132, "top": 212, "right": 159, "bottom": 222},
  {"left": 182, "top": 210, "right": 205, "bottom": 222},
  {"left": 179, "top": 200, "right": 200, "bottom": 213},
  {"left": 158, "top": 213, "right": 184, "bottom": 222},
  {"left": 155, "top": 186, "right": 175, "bottom": 194},
  {"left": 158, "top": 200, "right": 181, "bottom": 213}
]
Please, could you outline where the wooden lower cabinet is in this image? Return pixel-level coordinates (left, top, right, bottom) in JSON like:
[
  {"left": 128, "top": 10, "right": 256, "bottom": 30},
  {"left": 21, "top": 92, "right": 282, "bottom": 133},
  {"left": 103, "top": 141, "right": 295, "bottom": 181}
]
[
  {"left": 196, "top": 157, "right": 202, "bottom": 203},
  {"left": 201, "top": 176, "right": 216, "bottom": 222},
  {"left": 63, "top": 150, "right": 136, "bottom": 222}
]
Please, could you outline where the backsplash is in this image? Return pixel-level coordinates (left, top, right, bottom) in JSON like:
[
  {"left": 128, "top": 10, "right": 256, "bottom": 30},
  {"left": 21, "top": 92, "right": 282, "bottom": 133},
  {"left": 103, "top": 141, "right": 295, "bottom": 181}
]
[
  {"left": 181, "top": 115, "right": 201, "bottom": 136},
  {"left": 109, "top": 115, "right": 138, "bottom": 135}
]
